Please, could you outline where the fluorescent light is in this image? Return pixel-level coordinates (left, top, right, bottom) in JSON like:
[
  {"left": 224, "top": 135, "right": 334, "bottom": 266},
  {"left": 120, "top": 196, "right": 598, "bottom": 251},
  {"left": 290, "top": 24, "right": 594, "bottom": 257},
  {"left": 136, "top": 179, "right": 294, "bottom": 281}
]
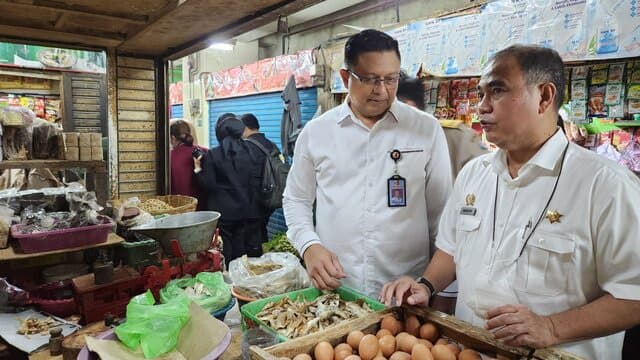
[{"left": 208, "top": 42, "right": 234, "bottom": 51}]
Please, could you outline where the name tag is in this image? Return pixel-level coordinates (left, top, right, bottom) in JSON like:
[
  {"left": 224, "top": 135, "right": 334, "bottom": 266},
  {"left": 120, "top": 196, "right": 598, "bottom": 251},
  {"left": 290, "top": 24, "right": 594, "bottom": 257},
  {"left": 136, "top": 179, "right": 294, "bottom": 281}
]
[{"left": 460, "top": 206, "right": 477, "bottom": 216}]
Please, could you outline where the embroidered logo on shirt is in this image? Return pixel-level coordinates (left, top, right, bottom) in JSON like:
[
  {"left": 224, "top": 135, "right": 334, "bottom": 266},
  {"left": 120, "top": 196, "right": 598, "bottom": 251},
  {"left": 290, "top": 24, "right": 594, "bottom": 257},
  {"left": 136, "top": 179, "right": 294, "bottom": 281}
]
[
  {"left": 545, "top": 210, "right": 563, "bottom": 224},
  {"left": 465, "top": 193, "right": 476, "bottom": 206}
]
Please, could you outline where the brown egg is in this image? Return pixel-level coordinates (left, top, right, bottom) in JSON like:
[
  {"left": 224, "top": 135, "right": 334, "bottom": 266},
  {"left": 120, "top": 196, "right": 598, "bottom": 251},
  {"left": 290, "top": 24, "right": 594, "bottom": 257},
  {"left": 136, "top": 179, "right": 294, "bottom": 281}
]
[
  {"left": 379, "top": 334, "right": 396, "bottom": 357},
  {"left": 359, "top": 334, "right": 380, "bottom": 360},
  {"left": 335, "top": 350, "right": 354, "bottom": 360},
  {"left": 279, "top": 358, "right": 292, "bottom": 360},
  {"left": 435, "top": 339, "right": 449, "bottom": 346},
  {"left": 293, "top": 354, "right": 313, "bottom": 360},
  {"left": 344, "top": 356, "right": 362, "bottom": 360},
  {"left": 389, "top": 351, "right": 411, "bottom": 360},
  {"left": 315, "top": 341, "right": 334, "bottom": 360},
  {"left": 416, "top": 339, "right": 433, "bottom": 349},
  {"left": 446, "top": 343, "right": 460, "bottom": 357},
  {"left": 430, "top": 345, "right": 456, "bottom": 360},
  {"left": 347, "top": 331, "right": 365, "bottom": 350},
  {"left": 373, "top": 357, "right": 387, "bottom": 360},
  {"left": 381, "top": 316, "right": 404, "bottom": 336},
  {"left": 395, "top": 332, "right": 418, "bottom": 353},
  {"left": 377, "top": 329, "right": 393, "bottom": 339},
  {"left": 457, "top": 349, "right": 482, "bottom": 360},
  {"left": 404, "top": 315, "right": 421, "bottom": 337},
  {"left": 419, "top": 323, "right": 440, "bottom": 343},
  {"left": 335, "top": 343, "right": 353, "bottom": 354},
  {"left": 411, "top": 343, "right": 434, "bottom": 360}
]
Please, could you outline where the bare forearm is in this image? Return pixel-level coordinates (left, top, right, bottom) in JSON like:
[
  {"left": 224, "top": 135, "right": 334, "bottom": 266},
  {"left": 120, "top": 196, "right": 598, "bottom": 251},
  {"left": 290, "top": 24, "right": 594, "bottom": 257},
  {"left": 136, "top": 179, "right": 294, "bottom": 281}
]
[
  {"left": 548, "top": 294, "right": 640, "bottom": 345},
  {"left": 422, "top": 249, "right": 457, "bottom": 294}
]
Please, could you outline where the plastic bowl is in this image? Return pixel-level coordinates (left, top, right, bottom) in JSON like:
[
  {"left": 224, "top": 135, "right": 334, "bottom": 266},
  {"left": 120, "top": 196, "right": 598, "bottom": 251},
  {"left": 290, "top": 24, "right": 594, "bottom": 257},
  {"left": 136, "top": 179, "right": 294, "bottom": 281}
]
[
  {"left": 231, "top": 287, "right": 257, "bottom": 308},
  {"left": 211, "top": 297, "right": 236, "bottom": 321}
]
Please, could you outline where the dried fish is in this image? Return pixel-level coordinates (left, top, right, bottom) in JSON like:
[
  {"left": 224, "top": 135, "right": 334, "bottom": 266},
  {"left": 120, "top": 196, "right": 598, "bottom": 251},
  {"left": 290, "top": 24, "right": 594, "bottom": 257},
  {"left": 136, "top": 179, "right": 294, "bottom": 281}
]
[
  {"left": 16, "top": 316, "right": 57, "bottom": 336},
  {"left": 255, "top": 292, "right": 374, "bottom": 338}
]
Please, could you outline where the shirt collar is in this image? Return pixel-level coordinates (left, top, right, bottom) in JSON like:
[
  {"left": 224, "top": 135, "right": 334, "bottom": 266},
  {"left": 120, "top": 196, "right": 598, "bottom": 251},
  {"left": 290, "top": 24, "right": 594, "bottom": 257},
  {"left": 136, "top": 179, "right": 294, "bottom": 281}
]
[
  {"left": 482, "top": 129, "right": 569, "bottom": 175},
  {"left": 336, "top": 97, "right": 400, "bottom": 125}
]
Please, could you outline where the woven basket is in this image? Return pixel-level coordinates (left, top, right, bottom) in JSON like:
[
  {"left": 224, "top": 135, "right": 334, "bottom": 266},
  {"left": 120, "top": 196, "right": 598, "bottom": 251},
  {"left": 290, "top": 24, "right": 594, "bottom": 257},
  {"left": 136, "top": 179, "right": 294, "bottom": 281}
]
[{"left": 112, "top": 195, "right": 197, "bottom": 216}]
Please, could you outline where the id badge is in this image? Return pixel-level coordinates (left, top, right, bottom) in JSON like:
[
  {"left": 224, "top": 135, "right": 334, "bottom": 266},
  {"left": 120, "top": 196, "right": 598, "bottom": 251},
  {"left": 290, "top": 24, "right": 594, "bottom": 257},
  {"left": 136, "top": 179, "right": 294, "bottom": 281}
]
[{"left": 387, "top": 175, "right": 406, "bottom": 207}]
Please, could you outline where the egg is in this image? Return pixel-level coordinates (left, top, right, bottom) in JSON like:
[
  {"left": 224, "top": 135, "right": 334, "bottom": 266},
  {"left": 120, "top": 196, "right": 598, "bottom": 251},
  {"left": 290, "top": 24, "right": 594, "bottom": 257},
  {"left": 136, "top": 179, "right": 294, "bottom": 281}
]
[
  {"left": 395, "top": 332, "right": 418, "bottom": 353},
  {"left": 344, "top": 355, "right": 362, "bottom": 360},
  {"left": 377, "top": 329, "right": 393, "bottom": 339},
  {"left": 434, "top": 339, "right": 448, "bottom": 346},
  {"left": 347, "top": 331, "right": 365, "bottom": 350},
  {"left": 314, "top": 341, "right": 334, "bottom": 360},
  {"left": 335, "top": 343, "right": 353, "bottom": 354},
  {"left": 378, "top": 334, "right": 396, "bottom": 357},
  {"left": 445, "top": 343, "right": 459, "bottom": 357},
  {"left": 404, "top": 315, "right": 421, "bottom": 337},
  {"left": 381, "top": 316, "right": 404, "bottom": 336},
  {"left": 418, "top": 323, "right": 439, "bottom": 343},
  {"left": 389, "top": 351, "right": 411, "bottom": 360},
  {"left": 411, "top": 343, "right": 434, "bottom": 360},
  {"left": 293, "top": 354, "right": 313, "bottom": 360},
  {"left": 430, "top": 345, "right": 456, "bottom": 360},
  {"left": 335, "top": 349, "right": 354, "bottom": 360},
  {"left": 458, "top": 349, "right": 482, "bottom": 360},
  {"left": 280, "top": 358, "right": 292, "bottom": 360},
  {"left": 416, "top": 339, "right": 433, "bottom": 349},
  {"left": 359, "top": 334, "right": 380, "bottom": 360},
  {"left": 373, "top": 357, "right": 387, "bottom": 360}
]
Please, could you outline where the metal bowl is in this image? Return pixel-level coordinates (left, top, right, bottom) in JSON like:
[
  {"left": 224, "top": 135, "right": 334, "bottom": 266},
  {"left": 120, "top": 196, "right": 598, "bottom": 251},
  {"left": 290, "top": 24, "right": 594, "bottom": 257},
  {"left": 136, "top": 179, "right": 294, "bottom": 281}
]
[{"left": 130, "top": 211, "right": 221, "bottom": 255}]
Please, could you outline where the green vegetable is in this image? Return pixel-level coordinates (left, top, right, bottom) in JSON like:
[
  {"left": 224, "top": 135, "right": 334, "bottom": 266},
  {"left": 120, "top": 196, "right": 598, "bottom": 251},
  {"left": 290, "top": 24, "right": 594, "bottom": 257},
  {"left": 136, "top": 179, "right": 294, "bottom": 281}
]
[{"left": 263, "top": 232, "right": 300, "bottom": 258}]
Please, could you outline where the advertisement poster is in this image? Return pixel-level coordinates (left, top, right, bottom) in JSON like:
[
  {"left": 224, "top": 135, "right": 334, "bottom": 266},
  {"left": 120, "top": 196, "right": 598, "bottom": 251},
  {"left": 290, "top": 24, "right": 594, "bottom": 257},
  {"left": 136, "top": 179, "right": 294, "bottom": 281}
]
[
  {"left": 439, "top": 14, "right": 483, "bottom": 76},
  {"left": 0, "top": 42, "right": 106, "bottom": 74},
  {"left": 479, "top": 0, "right": 529, "bottom": 68},
  {"left": 418, "top": 18, "right": 446, "bottom": 76},
  {"left": 584, "top": 0, "right": 640, "bottom": 60}
]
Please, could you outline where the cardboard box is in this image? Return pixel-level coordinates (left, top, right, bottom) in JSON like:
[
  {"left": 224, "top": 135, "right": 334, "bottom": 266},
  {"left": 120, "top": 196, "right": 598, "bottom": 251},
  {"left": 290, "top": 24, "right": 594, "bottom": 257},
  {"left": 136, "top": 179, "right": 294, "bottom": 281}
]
[
  {"left": 90, "top": 133, "right": 102, "bottom": 147},
  {"left": 65, "top": 146, "right": 79, "bottom": 161},
  {"left": 63, "top": 132, "right": 80, "bottom": 148},
  {"left": 92, "top": 146, "right": 104, "bottom": 161},
  {"left": 79, "top": 146, "right": 92, "bottom": 161},
  {"left": 78, "top": 133, "right": 91, "bottom": 147}
]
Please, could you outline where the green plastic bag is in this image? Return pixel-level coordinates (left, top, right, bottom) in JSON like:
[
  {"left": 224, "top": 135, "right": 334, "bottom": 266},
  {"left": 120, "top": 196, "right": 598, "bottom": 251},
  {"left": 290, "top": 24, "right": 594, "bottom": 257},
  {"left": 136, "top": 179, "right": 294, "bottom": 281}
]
[
  {"left": 159, "top": 271, "right": 231, "bottom": 313},
  {"left": 115, "top": 290, "right": 190, "bottom": 359}
]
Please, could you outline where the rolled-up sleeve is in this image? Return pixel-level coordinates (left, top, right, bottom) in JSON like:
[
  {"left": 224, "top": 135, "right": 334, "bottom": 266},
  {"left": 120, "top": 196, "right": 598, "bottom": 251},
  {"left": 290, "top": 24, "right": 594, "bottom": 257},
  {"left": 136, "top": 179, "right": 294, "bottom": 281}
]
[
  {"left": 425, "top": 124, "right": 453, "bottom": 256},
  {"left": 283, "top": 127, "right": 320, "bottom": 256}
]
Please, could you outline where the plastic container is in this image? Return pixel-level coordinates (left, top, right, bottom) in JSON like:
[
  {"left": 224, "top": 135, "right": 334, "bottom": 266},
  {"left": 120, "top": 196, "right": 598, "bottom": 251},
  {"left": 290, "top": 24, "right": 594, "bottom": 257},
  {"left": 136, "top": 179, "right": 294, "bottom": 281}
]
[
  {"left": 211, "top": 297, "right": 236, "bottom": 321},
  {"left": 231, "top": 286, "right": 257, "bottom": 308},
  {"left": 241, "top": 328, "right": 279, "bottom": 360},
  {"left": 240, "top": 286, "right": 386, "bottom": 341},
  {"left": 10, "top": 216, "right": 113, "bottom": 254},
  {"left": 116, "top": 238, "right": 159, "bottom": 269}
]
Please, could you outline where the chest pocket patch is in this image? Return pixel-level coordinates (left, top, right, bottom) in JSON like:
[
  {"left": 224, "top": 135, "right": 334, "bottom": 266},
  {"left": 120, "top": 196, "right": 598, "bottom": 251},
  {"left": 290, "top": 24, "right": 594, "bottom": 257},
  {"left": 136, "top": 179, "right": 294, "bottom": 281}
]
[{"left": 454, "top": 215, "right": 481, "bottom": 269}]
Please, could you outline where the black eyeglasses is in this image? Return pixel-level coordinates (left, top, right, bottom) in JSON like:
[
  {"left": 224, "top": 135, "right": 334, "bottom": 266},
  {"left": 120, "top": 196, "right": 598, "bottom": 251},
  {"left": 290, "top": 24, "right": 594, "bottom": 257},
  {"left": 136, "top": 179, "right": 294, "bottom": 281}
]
[{"left": 347, "top": 70, "right": 400, "bottom": 87}]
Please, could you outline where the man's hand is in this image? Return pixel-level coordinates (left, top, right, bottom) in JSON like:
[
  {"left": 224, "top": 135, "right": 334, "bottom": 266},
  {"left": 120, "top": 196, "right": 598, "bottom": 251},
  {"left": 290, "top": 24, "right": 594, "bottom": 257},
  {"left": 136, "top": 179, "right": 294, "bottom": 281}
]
[
  {"left": 193, "top": 155, "right": 203, "bottom": 171},
  {"left": 303, "top": 244, "right": 346, "bottom": 290},
  {"left": 380, "top": 276, "right": 431, "bottom": 307},
  {"left": 486, "top": 304, "right": 559, "bottom": 348}
]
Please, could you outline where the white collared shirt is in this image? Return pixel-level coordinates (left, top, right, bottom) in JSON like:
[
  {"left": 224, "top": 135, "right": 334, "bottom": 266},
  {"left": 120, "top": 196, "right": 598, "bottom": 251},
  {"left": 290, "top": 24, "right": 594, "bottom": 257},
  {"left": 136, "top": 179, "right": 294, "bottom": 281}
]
[
  {"left": 436, "top": 130, "right": 640, "bottom": 360},
  {"left": 284, "top": 99, "right": 452, "bottom": 297}
]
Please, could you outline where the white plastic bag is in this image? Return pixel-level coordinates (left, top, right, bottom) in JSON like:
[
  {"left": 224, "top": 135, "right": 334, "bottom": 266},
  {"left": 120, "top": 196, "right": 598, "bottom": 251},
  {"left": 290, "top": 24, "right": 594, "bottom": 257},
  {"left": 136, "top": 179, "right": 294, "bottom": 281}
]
[{"left": 229, "top": 252, "right": 311, "bottom": 299}]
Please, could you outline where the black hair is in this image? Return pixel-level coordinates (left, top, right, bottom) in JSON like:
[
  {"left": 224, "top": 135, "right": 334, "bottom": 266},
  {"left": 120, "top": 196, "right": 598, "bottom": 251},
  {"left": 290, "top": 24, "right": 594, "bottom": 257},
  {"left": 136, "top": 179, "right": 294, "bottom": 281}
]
[
  {"left": 344, "top": 29, "right": 400, "bottom": 69},
  {"left": 397, "top": 77, "right": 426, "bottom": 110},
  {"left": 490, "top": 45, "right": 565, "bottom": 110},
  {"left": 170, "top": 120, "right": 194, "bottom": 146},
  {"left": 240, "top": 113, "right": 260, "bottom": 130}
]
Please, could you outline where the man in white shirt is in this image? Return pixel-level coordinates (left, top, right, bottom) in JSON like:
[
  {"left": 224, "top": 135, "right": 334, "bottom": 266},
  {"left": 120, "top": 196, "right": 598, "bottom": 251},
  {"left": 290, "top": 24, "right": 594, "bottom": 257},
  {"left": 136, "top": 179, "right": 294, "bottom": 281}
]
[
  {"left": 283, "top": 29, "right": 452, "bottom": 298},
  {"left": 381, "top": 45, "right": 640, "bottom": 359}
]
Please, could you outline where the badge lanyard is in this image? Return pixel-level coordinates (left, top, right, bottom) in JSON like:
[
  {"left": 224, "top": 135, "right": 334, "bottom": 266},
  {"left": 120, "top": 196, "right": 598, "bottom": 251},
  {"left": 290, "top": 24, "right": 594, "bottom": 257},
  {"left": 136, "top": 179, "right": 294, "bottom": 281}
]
[{"left": 388, "top": 149, "right": 406, "bottom": 207}]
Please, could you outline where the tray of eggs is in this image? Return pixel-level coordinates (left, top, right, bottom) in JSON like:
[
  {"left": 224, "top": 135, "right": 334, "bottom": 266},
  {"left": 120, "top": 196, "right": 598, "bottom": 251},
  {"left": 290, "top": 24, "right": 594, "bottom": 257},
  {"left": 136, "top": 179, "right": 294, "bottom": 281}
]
[{"left": 249, "top": 306, "right": 583, "bottom": 360}]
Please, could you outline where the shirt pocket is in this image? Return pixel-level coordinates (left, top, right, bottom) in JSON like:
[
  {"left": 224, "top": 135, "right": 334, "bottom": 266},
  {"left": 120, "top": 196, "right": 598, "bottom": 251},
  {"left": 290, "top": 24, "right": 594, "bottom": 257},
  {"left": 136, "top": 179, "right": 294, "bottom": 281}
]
[
  {"left": 396, "top": 147, "right": 427, "bottom": 182},
  {"left": 515, "top": 232, "right": 575, "bottom": 296},
  {"left": 454, "top": 215, "right": 481, "bottom": 269}
]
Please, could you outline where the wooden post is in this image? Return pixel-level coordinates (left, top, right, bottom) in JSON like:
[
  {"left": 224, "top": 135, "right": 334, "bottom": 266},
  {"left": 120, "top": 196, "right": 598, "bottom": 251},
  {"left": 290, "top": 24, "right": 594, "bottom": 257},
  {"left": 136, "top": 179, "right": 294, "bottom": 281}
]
[{"left": 106, "top": 48, "right": 119, "bottom": 199}]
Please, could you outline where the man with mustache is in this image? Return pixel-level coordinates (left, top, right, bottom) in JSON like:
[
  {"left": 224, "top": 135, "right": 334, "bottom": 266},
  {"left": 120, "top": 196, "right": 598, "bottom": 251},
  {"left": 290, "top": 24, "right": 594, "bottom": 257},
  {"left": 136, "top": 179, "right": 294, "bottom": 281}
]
[
  {"left": 381, "top": 45, "right": 640, "bottom": 359},
  {"left": 283, "top": 29, "right": 452, "bottom": 297}
]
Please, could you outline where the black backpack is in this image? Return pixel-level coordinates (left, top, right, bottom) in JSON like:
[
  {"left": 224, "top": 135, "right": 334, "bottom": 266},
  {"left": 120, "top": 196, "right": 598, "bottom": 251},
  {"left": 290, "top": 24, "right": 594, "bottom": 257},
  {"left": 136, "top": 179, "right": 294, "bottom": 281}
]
[{"left": 245, "top": 138, "right": 290, "bottom": 211}]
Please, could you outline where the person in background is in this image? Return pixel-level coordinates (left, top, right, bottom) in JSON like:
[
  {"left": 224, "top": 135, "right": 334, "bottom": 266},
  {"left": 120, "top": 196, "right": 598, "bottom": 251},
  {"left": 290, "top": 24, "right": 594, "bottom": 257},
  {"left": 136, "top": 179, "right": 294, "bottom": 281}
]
[
  {"left": 396, "top": 75, "right": 488, "bottom": 315},
  {"left": 194, "top": 114, "right": 263, "bottom": 263},
  {"left": 169, "top": 119, "right": 207, "bottom": 210},
  {"left": 397, "top": 75, "right": 487, "bottom": 180},
  {"left": 241, "top": 113, "right": 279, "bottom": 245},
  {"left": 382, "top": 45, "right": 640, "bottom": 359},
  {"left": 283, "top": 29, "right": 452, "bottom": 298}
]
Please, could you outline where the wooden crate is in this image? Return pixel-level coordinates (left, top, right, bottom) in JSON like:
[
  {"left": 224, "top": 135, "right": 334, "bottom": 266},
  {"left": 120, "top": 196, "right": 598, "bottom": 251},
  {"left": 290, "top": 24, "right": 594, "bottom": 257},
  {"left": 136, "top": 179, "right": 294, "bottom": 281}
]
[{"left": 249, "top": 307, "right": 584, "bottom": 360}]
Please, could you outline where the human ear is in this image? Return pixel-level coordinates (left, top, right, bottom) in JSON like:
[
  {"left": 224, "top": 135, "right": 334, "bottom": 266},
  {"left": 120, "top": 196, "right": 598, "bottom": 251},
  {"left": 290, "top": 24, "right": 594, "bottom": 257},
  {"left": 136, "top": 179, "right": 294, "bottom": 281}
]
[
  {"left": 340, "top": 69, "right": 350, "bottom": 89},
  {"left": 538, "top": 82, "right": 556, "bottom": 114}
]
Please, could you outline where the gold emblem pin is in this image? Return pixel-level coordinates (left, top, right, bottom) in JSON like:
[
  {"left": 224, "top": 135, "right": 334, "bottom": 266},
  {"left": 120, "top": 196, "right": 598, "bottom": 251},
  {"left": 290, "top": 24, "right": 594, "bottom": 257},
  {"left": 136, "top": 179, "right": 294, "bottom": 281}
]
[
  {"left": 545, "top": 210, "right": 563, "bottom": 224},
  {"left": 465, "top": 194, "right": 476, "bottom": 206}
]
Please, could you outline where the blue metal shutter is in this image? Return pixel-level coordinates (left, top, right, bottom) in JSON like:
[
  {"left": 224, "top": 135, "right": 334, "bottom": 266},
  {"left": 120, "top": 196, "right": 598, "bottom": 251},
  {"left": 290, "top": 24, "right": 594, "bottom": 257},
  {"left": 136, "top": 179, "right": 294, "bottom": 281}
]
[
  {"left": 207, "top": 88, "right": 318, "bottom": 239},
  {"left": 171, "top": 104, "right": 183, "bottom": 118}
]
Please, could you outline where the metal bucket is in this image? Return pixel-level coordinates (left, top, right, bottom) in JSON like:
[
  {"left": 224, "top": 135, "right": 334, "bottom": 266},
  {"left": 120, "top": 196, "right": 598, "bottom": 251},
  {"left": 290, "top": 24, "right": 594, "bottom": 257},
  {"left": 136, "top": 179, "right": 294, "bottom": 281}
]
[{"left": 130, "top": 211, "right": 221, "bottom": 254}]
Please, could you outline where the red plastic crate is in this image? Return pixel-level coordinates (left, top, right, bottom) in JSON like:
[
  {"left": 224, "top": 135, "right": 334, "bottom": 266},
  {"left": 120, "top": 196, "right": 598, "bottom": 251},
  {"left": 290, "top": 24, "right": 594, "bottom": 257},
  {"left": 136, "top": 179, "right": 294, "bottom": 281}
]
[
  {"left": 10, "top": 216, "right": 113, "bottom": 254},
  {"left": 72, "top": 267, "right": 145, "bottom": 324}
]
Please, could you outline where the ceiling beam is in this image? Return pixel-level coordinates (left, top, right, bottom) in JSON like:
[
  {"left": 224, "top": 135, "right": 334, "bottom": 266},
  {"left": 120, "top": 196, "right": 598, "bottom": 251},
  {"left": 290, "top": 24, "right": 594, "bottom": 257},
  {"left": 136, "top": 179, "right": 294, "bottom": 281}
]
[
  {"left": 161, "top": 0, "right": 324, "bottom": 61},
  {"left": 0, "top": 23, "right": 122, "bottom": 48},
  {"left": 0, "top": 0, "right": 149, "bottom": 24},
  {"left": 0, "top": 17, "right": 127, "bottom": 41}
]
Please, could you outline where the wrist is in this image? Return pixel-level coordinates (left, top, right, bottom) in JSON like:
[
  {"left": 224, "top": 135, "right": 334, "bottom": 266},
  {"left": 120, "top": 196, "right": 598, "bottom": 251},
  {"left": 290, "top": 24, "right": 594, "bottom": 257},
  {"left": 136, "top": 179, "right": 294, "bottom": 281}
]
[
  {"left": 545, "top": 315, "right": 561, "bottom": 346},
  {"left": 416, "top": 276, "right": 436, "bottom": 298}
]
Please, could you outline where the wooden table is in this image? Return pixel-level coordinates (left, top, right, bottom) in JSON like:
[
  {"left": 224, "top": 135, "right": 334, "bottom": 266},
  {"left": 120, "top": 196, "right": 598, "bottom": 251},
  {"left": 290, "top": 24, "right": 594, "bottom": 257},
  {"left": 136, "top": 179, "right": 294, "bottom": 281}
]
[{"left": 0, "top": 233, "right": 123, "bottom": 261}]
